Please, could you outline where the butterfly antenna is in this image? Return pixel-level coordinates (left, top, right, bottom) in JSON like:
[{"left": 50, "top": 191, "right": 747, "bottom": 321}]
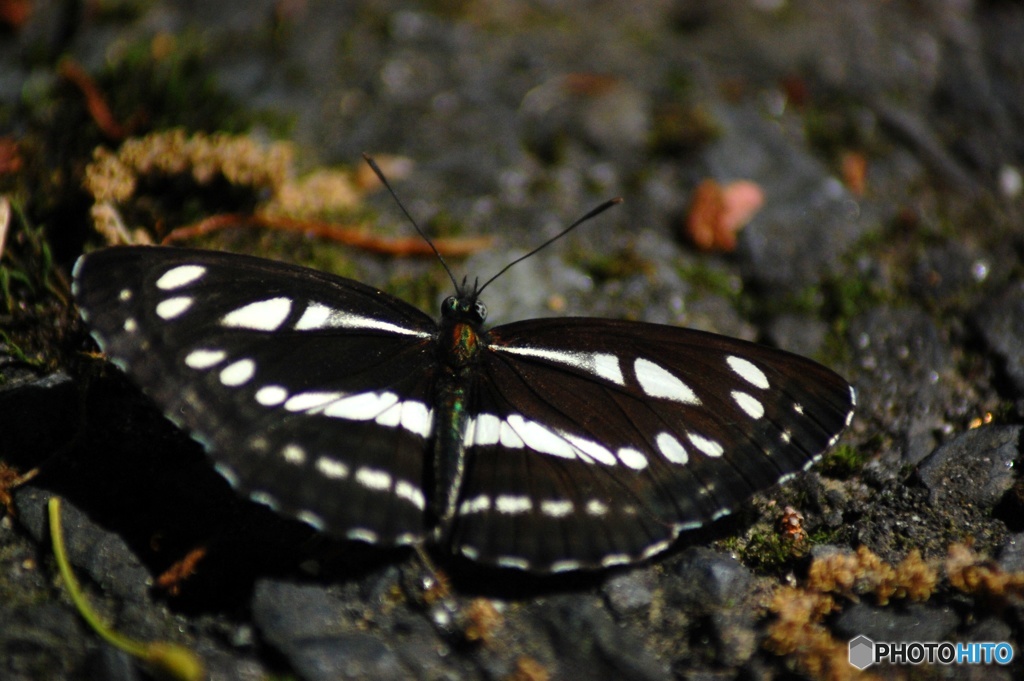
[
  {"left": 362, "top": 153, "right": 460, "bottom": 291},
  {"left": 476, "top": 196, "right": 623, "bottom": 296}
]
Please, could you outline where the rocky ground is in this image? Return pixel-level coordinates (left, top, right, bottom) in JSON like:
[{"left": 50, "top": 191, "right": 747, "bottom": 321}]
[{"left": 3, "top": 0, "right": 1024, "bottom": 679}]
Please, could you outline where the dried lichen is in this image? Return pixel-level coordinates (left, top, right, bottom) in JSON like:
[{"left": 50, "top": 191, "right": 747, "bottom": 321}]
[
  {"left": 945, "top": 543, "right": 1024, "bottom": 597},
  {"left": 765, "top": 587, "right": 863, "bottom": 681},
  {"left": 265, "top": 168, "right": 361, "bottom": 219},
  {"left": 806, "top": 545, "right": 937, "bottom": 606},
  {"left": 82, "top": 129, "right": 375, "bottom": 245},
  {"left": 765, "top": 544, "right": 1021, "bottom": 679}
]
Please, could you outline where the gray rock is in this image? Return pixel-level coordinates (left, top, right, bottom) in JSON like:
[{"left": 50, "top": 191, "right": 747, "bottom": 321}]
[
  {"left": 540, "top": 596, "right": 669, "bottom": 681},
  {"left": 671, "top": 548, "right": 753, "bottom": 610},
  {"left": 833, "top": 602, "right": 958, "bottom": 643},
  {"left": 973, "top": 283, "right": 1024, "bottom": 398},
  {"left": 848, "top": 307, "right": 953, "bottom": 465},
  {"left": 603, "top": 568, "right": 657, "bottom": 617},
  {"left": 252, "top": 579, "right": 412, "bottom": 681},
  {"left": 916, "top": 425, "right": 1020, "bottom": 511}
]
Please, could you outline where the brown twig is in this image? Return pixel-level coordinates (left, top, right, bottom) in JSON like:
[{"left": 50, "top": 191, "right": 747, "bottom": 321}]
[
  {"left": 162, "top": 213, "right": 494, "bottom": 258},
  {"left": 155, "top": 545, "right": 208, "bottom": 596},
  {"left": 58, "top": 59, "right": 126, "bottom": 141},
  {"left": 0, "top": 463, "right": 39, "bottom": 517}
]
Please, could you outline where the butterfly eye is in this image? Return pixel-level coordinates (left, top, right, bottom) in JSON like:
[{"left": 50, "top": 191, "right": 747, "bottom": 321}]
[
  {"left": 441, "top": 296, "right": 459, "bottom": 317},
  {"left": 472, "top": 301, "right": 487, "bottom": 323}
]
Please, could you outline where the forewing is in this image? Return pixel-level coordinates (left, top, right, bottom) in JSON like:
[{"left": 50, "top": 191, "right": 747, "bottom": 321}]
[
  {"left": 73, "top": 246, "right": 438, "bottom": 546},
  {"left": 450, "top": 317, "right": 855, "bottom": 571}
]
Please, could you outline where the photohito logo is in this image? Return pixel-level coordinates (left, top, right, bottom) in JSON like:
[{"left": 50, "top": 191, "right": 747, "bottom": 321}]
[{"left": 849, "top": 635, "right": 1014, "bottom": 669}]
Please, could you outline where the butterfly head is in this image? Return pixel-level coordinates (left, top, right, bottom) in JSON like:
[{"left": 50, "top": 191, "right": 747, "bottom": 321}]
[{"left": 442, "top": 278, "right": 488, "bottom": 325}]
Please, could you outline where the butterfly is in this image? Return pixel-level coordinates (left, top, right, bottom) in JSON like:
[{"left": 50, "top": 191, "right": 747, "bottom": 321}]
[{"left": 72, "top": 202, "right": 854, "bottom": 573}]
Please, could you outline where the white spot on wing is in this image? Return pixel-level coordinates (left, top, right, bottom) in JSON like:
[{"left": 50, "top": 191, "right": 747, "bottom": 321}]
[
  {"left": 594, "top": 353, "right": 625, "bottom": 385},
  {"left": 656, "top": 432, "right": 688, "bottom": 465},
  {"left": 219, "top": 358, "right": 255, "bottom": 387},
  {"left": 156, "top": 265, "right": 207, "bottom": 290},
  {"left": 355, "top": 467, "right": 392, "bottom": 491},
  {"left": 731, "top": 390, "right": 765, "bottom": 419},
  {"left": 540, "top": 499, "right": 574, "bottom": 517},
  {"left": 395, "top": 480, "right": 425, "bottom": 510},
  {"left": 459, "top": 494, "right": 490, "bottom": 515},
  {"left": 506, "top": 415, "right": 576, "bottom": 458},
  {"left": 123, "top": 318, "right": 137, "bottom": 333},
  {"left": 250, "top": 490, "right": 279, "bottom": 510},
  {"left": 586, "top": 499, "right": 609, "bottom": 516},
  {"left": 687, "top": 432, "right": 724, "bottom": 458},
  {"left": 255, "top": 385, "right": 288, "bottom": 406},
  {"left": 281, "top": 444, "right": 306, "bottom": 465},
  {"left": 640, "top": 539, "right": 673, "bottom": 560},
  {"left": 295, "top": 302, "right": 430, "bottom": 337},
  {"left": 727, "top": 355, "right": 769, "bottom": 389},
  {"left": 492, "top": 346, "right": 627, "bottom": 385},
  {"left": 499, "top": 420, "right": 525, "bottom": 448},
  {"left": 496, "top": 556, "right": 530, "bottom": 570},
  {"left": 348, "top": 528, "right": 378, "bottom": 543},
  {"left": 372, "top": 399, "right": 432, "bottom": 437},
  {"left": 495, "top": 495, "right": 532, "bottom": 515},
  {"left": 285, "top": 391, "right": 344, "bottom": 412},
  {"left": 156, "top": 296, "right": 193, "bottom": 319},
  {"left": 374, "top": 401, "right": 402, "bottom": 427},
  {"left": 399, "top": 401, "right": 432, "bottom": 438},
  {"left": 297, "top": 510, "right": 325, "bottom": 530},
  {"left": 118, "top": 288, "right": 133, "bottom": 301},
  {"left": 465, "top": 413, "right": 502, "bottom": 446},
  {"left": 634, "top": 358, "right": 700, "bottom": 404},
  {"left": 617, "top": 447, "right": 648, "bottom": 470},
  {"left": 222, "top": 297, "right": 292, "bottom": 331},
  {"left": 184, "top": 348, "right": 227, "bottom": 370},
  {"left": 294, "top": 303, "right": 331, "bottom": 330},
  {"left": 564, "top": 434, "right": 617, "bottom": 466},
  {"left": 601, "top": 554, "right": 632, "bottom": 567},
  {"left": 316, "top": 456, "right": 349, "bottom": 479},
  {"left": 324, "top": 392, "right": 399, "bottom": 420}
]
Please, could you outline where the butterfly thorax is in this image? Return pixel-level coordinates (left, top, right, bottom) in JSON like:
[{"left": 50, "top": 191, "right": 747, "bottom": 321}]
[{"left": 430, "top": 293, "right": 490, "bottom": 537}]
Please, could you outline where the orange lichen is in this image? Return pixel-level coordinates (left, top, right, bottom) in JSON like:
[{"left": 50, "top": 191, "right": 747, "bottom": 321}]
[
  {"left": 840, "top": 151, "right": 867, "bottom": 196},
  {"left": 155, "top": 545, "right": 208, "bottom": 596},
  {"left": 463, "top": 598, "right": 503, "bottom": 645},
  {"left": 0, "top": 463, "right": 38, "bottom": 517},
  {"left": 505, "top": 656, "right": 550, "bottom": 681},
  {"left": 685, "top": 179, "right": 764, "bottom": 252},
  {"left": 779, "top": 505, "right": 807, "bottom": 544},
  {"left": 0, "top": 137, "right": 23, "bottom": 176}
]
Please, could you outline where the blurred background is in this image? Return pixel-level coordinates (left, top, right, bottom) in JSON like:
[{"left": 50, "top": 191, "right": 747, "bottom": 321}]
[{"left": 2, "top": 1, "right": 1024, "bottom": 680}]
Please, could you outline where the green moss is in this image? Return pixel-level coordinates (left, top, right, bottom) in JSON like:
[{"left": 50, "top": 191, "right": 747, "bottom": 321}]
[
  {"left": 575, "top": 246, "right": 654, "bottom": 285},
  {"left": 818, "top": 444, "right": 869, "bottom": 479},
  {"left": 733, "top": 528, "right": 798, "bottom": 573},
  {"left": 0, "top": 203, "right": 69, "bottom": 377},
  {"left": 677, "top": 260, "right": 742, "bottom": 303},
  {"left": 97, "top": 33, "right": 291, "bottom": 136}
]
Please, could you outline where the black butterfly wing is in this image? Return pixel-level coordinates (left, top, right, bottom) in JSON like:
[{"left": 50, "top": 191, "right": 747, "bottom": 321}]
[
  {"left": 450, "top": 317, "right": 855, "bottom": 571},
  {"left": 73, "top": 246, "right": 439, "bottom": 546}
]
